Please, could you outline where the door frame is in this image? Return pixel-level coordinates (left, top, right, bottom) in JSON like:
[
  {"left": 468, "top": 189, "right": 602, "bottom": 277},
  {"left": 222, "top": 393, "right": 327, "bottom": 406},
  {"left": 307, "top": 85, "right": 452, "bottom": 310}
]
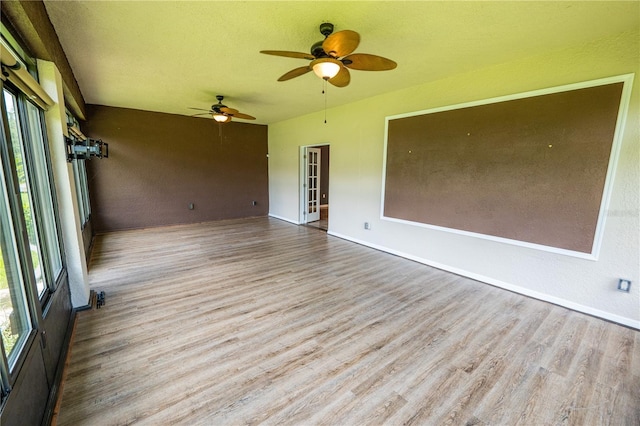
[
  {"left": 306, "top": 147, "right": 321, "bottom": 223},
  {"left": 299, "top": 143, "right": 329, "bottom": 224}
]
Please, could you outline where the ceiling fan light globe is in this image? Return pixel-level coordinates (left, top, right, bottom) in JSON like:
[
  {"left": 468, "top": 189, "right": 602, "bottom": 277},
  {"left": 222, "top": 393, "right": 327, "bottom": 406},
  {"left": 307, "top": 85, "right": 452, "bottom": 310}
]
[
  {"left": 213, "top": 113, "right": 231, "bottom": 123},
  {"left": 311, "top": 58, "right": 341, "bottom": 80}
]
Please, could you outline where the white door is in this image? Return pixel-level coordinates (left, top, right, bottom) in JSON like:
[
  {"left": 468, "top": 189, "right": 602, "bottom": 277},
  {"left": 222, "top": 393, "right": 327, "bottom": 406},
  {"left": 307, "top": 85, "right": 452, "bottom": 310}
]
[{"left": 305, "top": 147, "right": 321, "bottom": 222}]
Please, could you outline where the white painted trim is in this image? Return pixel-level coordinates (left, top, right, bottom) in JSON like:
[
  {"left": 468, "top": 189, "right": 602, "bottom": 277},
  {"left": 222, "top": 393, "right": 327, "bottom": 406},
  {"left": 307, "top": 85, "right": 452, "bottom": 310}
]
[
  {"left": 590, "top": 73, "right": 635, "bottom": 258},
  {"left": 381, "top": 73, "right": 635, "bottom": 260},
  {"left": 268, "top": 213, "right": 299, "bottom": 225},
  {"left": 327, "top": 230, "right": 640, "bottom": 330},
  {"left": 306, "top": 147, "right": 322, "bottom": 222},
  {"left": 299, "top": 143, "right": 330, "bottom": 225},
  {"left": 385, "top": 74, "right": 634, "bottom": 122},
  {"left": 382, "top": 216, "right": 598, "bottom": 260},
  {"left": 38, "top": 60, "right": 91, "bottom": 307},
  {"left": 299, "top": 146, "right": 306, "bottom": 224}
]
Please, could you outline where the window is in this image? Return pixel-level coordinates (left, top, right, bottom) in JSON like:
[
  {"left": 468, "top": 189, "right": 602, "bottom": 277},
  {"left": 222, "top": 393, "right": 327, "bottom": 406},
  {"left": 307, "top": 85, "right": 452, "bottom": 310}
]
[
  {"left": 1, "top": 82, "right": 65, "bottom": 385},
  {"left": 3, "top": 90, "right": 47, "bottom": 298},
  {"left": 68, "top": 112, "right": 91, "bottom": 227},
  {"left": 1, "top": 29, "right": 69, "bottom": 410},
  {"left": 25, "top": 101, "right": 64, "bottom": 289},
  {"left": 4, "top": 89, "right": 64, "bottom": 299},
  {"left": 72, "top": 151, "right": 91, "bottom": 227},
  {"left": 78, "top": 159, "right": 91, "bottom": 222},
  {"left": 72, "top": 160, "right": 85, "bottom": 223},
  {"left": 0, "top": 155, "right": 33, "bottom": 371}
]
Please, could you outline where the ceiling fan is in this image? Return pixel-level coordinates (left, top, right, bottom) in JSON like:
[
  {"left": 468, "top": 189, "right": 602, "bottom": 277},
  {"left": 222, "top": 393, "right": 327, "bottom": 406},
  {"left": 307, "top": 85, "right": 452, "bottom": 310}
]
[
  {"left": 189, "top": 95, "right": 256, "bottom": 123},
  {"left": 260, "top": 22, "right": 397, "bottom": 87}
]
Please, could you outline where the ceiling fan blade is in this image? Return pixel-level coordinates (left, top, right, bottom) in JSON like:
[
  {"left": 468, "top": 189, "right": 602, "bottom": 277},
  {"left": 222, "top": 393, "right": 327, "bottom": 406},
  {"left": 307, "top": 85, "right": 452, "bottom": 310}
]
[
  {"left": 343, "top": 53, "right": 397, "bottom": 71},
  {"left": 260, "top": 50, "right": 315, "bottom": 60},
  {"left": 322, "top": 30, "right": 360, "bottom": 58},
  {"left": 328, "top": 66, "right": 350, "bottom": 88},
  {"left": 219, "top": 107, "right": 239, "bottom": 115},
  {"left": 217, "top": 106, "right": 255, "bottom": 120},
  {"left": 231, "top": 112, "right": 256, "bottom": 120},
  {"left": 188, "top": 107, "right": 211, "bottom": 112},
  {"left": 191, "top": 113, "right": 212, "bottom": 117},
  {"left": 278, "top": 66, "right": 312, "bottom": 81}
]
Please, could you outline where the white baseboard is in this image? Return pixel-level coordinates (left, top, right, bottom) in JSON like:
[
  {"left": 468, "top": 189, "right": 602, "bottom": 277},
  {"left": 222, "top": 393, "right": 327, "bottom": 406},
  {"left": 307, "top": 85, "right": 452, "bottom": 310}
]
[
  {"left": 328, "top": 231, "right": 640, "bottom": 330},
  {"left": 268, "top": 213, "right": 300, "bottom": 225}
]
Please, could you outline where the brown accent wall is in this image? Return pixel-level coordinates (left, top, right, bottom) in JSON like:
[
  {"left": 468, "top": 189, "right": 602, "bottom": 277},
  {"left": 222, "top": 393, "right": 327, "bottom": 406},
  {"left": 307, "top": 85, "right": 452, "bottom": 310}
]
[
  {"left": 384, "top": 82, "right": 623, "bottom": 253},
  {"left": 320, "top": 145, "right": 330, "bottom": 205},
  {"left": 84, "top": 105, "right": 268, "bottom": 233}
]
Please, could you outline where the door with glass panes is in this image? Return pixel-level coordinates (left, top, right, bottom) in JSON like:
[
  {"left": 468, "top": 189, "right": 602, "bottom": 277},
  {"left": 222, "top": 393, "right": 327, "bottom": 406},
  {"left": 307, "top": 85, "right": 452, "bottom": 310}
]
[{"left": 305, "top": 147, "right": 321, "bottom": 223}]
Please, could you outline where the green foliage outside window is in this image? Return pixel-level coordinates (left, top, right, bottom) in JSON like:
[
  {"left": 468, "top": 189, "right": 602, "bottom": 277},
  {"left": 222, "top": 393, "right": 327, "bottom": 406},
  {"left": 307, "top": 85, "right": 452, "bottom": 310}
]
[{"left": 0, "top": 256, "right": 18, "bottom": 355}]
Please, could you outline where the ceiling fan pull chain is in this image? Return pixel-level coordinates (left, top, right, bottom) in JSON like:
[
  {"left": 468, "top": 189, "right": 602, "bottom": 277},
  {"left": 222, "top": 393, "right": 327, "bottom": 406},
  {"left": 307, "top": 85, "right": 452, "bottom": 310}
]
[{"left": 323, "top": 80, "right": 328, "bottom": 124}]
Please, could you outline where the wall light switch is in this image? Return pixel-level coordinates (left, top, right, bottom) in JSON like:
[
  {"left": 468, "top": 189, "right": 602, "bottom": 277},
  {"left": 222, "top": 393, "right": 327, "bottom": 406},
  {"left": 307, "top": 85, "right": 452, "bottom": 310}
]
[
  {"left": 617, "top": 279, "right": 631, "bottom": 292},
  {"left": 188, "top": 203, "right": 194, "bottom": 210}
]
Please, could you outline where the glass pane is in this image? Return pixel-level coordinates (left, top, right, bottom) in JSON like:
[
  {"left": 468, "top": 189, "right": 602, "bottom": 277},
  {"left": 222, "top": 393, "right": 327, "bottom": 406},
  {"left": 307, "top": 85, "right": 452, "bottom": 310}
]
[
  {"left": 3, "top": 91, "right": 46, "bottom": 297},
  {"left": 26, "top": 102, "right": 63, "bottom": 284},
  {"left": 79, "top": 160, "right": 91, "bottom": 218},
  {"left": 0, "top": 152, "right": 33, "bottom": 370},
  {"left": 72, "top": 156, "right": 91, "bottom": 227},
  {"left": 72, "top": 160, "right": 85, "bottom": 224}
]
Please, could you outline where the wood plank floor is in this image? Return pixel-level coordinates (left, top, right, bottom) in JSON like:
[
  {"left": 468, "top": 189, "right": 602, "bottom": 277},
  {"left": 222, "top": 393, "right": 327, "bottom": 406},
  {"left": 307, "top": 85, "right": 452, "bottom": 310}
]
[{"left": 56, "top": 217, "right": 639, "bottom": 425}]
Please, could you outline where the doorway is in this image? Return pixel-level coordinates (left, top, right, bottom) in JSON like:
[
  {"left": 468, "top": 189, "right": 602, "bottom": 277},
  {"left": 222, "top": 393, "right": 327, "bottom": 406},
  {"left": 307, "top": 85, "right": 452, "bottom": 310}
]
[{"left": 300, "top": 144, "right": 329, "bottom": 231}]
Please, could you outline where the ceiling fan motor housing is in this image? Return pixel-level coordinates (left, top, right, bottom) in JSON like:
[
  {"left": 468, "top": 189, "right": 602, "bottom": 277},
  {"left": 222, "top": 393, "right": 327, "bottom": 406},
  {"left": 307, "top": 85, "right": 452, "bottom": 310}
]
[
  {"left": 312, "top": 22, "right": 336, "bottom": 57},
  {"left": 312, "top": 23, "right": 336, "bottom": 58},
  {"left": 319, "top": 22, "right": 334, "bottom": 37},
  {"left": 311, "top": 40, "right": 327, "bottom": 58},
  {"left": 213, "top": 95, "right": 226, "bottom": 110}
]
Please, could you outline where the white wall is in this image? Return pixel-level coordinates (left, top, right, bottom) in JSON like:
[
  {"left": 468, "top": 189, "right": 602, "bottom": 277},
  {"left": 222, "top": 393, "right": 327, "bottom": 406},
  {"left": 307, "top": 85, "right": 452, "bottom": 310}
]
[
  {"left": 39, "top": 60, "right": 91, "bottom": 308},
  {"left": 268, "top": 29, "right": 640, "bottom": 328}
]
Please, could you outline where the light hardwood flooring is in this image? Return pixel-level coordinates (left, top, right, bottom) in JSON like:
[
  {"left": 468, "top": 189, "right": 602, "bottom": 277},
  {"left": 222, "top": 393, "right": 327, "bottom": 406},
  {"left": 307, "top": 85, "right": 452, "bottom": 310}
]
[
  {"left": 55, "top": 217, "right": 639, "bottom": 425},
  {"left": 305, "top": 218, "right": 328, "bottom": 231}
]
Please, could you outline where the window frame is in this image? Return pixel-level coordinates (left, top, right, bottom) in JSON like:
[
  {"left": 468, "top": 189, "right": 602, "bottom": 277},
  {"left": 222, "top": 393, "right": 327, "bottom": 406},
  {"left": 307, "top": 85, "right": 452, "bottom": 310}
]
[
  {"left": 67, "top": 111, "right": 92, "bottom": 228},
  {"left": 0, "top": 82, "right": 40, "bottom": 390},
  {"left": 0, "top": 139, "right": 35, "bottom": 376},
  {"left": 1, "top": 79, "right": 68, "bottom": 395},
  {"left": 3, "top": 85, "right": 66, "bottom": 304},
  {"left": 25, "top": 100, "right": 66, "bottom": 294},
  {"left": 0, "top": 27, "right": 70, "bottom": 409}
]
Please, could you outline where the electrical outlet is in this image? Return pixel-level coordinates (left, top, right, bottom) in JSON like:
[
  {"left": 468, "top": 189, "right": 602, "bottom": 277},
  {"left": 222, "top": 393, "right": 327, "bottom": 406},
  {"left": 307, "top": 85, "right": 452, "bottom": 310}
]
[
  {"left": 617, "top": 279, "right": 631, "bottom": 292},
  {"left": 364, "top": 222, "right": 370, "bottom": 230},
  {"left": 188, "top": 203, "right": 194, "bottom": 210}
]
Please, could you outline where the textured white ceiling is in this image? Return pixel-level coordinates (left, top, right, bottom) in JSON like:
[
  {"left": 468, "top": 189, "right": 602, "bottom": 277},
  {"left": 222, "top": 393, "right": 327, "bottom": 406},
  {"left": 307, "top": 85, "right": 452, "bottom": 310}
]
[{"left": 43, "top": 1, "right": 638, "bottom": 125}]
